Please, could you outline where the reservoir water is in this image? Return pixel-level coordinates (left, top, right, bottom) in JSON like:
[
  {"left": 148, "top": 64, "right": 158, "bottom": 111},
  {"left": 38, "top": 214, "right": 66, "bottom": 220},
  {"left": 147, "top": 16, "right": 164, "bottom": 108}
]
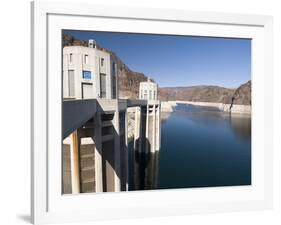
[{"left": 129, "top": 103, "right": 251, "bottom": 190}]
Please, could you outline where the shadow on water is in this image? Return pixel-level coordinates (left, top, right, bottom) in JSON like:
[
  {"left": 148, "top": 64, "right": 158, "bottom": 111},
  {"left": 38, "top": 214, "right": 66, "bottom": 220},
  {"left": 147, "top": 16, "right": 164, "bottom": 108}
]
[
  {"left": 229, "top": 114, "right": 251, "bottom": 140},
  {"left": 128, "top": 138, "right": 160, "bottom": 191}
]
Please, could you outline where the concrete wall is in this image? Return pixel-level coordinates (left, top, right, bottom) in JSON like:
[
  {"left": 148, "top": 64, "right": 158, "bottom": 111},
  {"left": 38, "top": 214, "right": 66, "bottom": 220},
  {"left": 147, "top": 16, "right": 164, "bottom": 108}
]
[{"left": 62, "top": 144, "right": 72, "bottom": 194}]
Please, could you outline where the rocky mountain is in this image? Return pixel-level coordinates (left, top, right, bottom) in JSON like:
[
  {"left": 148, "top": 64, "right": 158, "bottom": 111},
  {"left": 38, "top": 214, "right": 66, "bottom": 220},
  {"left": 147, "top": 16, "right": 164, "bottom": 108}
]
[
  {"left": 231, "top": 81, "right": 251, "bottom": 105},
  {"left": 158, "top": 86, "right": 235, "bottom": 104},
  {"left": 62, "top": 34, "right": 251, "bottom": 105},
  {"left": 159, "top": 82, "right": 251, "bottom": 105}
]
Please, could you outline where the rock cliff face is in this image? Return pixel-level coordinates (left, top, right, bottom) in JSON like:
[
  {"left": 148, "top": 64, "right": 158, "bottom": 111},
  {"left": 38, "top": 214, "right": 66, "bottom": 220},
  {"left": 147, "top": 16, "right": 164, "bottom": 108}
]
[
  {"left": 113, "top": 56, "right": 154, "bottom": 98},
  {"left": 62, "top": 34, "right": 251, "bottom": 105},
  {"left": 231, "top": 81, "right": 251, "bottom": 105}
]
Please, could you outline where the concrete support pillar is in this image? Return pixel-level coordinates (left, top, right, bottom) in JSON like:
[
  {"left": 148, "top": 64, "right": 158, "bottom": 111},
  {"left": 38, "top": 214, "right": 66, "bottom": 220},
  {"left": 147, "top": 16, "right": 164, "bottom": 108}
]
[
  {"left": 124, "top": 110, "right": 129, "bottom": 191},
  {"left": 156, "top": 104, "right": 161, "bottom": 150},
  {"left": 145, "top": 105, "right": 149, "bottom": 154},
  {"left": 113, "top": 110, "right": 121, "bottom": 192},
  {"left": 70, "top": 130, "right": 80, "bottom": 194},
  {"left": 133, "top": 107, "right": 141, "bottom": 190},
  {"left": 141, "top": 106, "right": 147, "bottom": 154},
  {"left": 134, "top": 107, "right": 141, "bottom": 153},
  {"left": 94, "top": 111, "right": 103, "bottom": 192},
  {"left": 152, "top": 104, "right": 156, "bottom": 153},
  {"left": 134, "top": 103, "right": 161, "bottom": 154}
]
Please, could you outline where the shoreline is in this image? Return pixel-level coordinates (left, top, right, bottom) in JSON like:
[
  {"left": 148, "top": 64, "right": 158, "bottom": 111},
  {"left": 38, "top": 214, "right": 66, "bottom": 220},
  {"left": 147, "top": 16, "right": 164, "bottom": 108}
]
[{"left": 161, "top": 100, "right": 251, "bottom": 115}]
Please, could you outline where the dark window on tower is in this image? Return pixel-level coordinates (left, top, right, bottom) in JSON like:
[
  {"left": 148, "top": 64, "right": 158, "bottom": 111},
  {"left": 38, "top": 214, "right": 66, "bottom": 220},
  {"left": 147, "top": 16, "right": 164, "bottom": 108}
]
[
  {"left": 112, "top": 62, "right": 117, "bottom": 76},
  {"left": 68, "top": 70, "right": 75, "bottom": 97},
  {"left": 112, "top": 62, "right": 117, "bottom": 99},
  {"left": 112, "top": 76, "right": 116, "bottom": 99},
  {"left": 100, "top": 73, "right": 106, "bottom": 98},
  {"left": 84, "top": 54, "right": 89, "bottom": 64}
]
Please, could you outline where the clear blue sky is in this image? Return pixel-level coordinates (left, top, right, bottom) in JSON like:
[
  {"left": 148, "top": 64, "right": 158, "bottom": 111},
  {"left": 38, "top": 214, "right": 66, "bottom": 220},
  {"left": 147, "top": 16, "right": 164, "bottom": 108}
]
[{"left": 63, "top": 30, "right": 251, "bottom": 88}]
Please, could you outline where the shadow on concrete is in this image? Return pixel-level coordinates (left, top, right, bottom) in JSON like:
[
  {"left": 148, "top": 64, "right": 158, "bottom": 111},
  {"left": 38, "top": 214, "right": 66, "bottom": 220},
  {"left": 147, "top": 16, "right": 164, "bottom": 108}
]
[{"left": 97, "top": 102, "right": 127, "bottom": 192}]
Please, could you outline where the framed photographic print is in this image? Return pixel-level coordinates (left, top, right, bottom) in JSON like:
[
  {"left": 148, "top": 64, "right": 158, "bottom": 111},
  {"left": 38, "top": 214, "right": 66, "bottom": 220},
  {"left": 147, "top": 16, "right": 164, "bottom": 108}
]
[{"left": 31, "top": 1, "right": 273, "bottom": 224}]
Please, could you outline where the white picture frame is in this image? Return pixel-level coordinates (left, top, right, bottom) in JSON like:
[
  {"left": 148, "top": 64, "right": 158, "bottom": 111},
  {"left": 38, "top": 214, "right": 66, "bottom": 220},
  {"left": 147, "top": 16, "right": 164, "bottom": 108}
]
[{"left": 31, "top": 1, "right": 273, "bottom": 224}]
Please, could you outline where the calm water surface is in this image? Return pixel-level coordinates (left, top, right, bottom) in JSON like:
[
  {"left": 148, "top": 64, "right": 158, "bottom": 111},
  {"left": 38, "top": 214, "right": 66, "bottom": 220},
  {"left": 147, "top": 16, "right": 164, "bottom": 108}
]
[{"left": 129, "top": 104, "right": 251, "bottom": 190}]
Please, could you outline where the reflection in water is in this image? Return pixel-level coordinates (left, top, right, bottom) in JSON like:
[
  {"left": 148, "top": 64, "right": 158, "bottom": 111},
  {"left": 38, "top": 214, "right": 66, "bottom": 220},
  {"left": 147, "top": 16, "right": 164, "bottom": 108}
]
[
  {"left": 134, "top": 153, "right": 159, "bottom": 190},
  {"left": 229, "top": 115, "right": 251, "bottom": 140},
  {"left": 128, "top": 103, "right": 251, "bottom": 190},
  {"left": 129, "top": 151, "right": 160, "bottom": 190}
]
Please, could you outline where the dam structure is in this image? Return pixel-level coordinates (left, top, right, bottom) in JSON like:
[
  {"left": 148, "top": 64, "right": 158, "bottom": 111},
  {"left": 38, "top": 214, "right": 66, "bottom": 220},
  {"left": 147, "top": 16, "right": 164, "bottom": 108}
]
[{"left": 62, "top": 40, "right": 161, "bottom": 194}]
